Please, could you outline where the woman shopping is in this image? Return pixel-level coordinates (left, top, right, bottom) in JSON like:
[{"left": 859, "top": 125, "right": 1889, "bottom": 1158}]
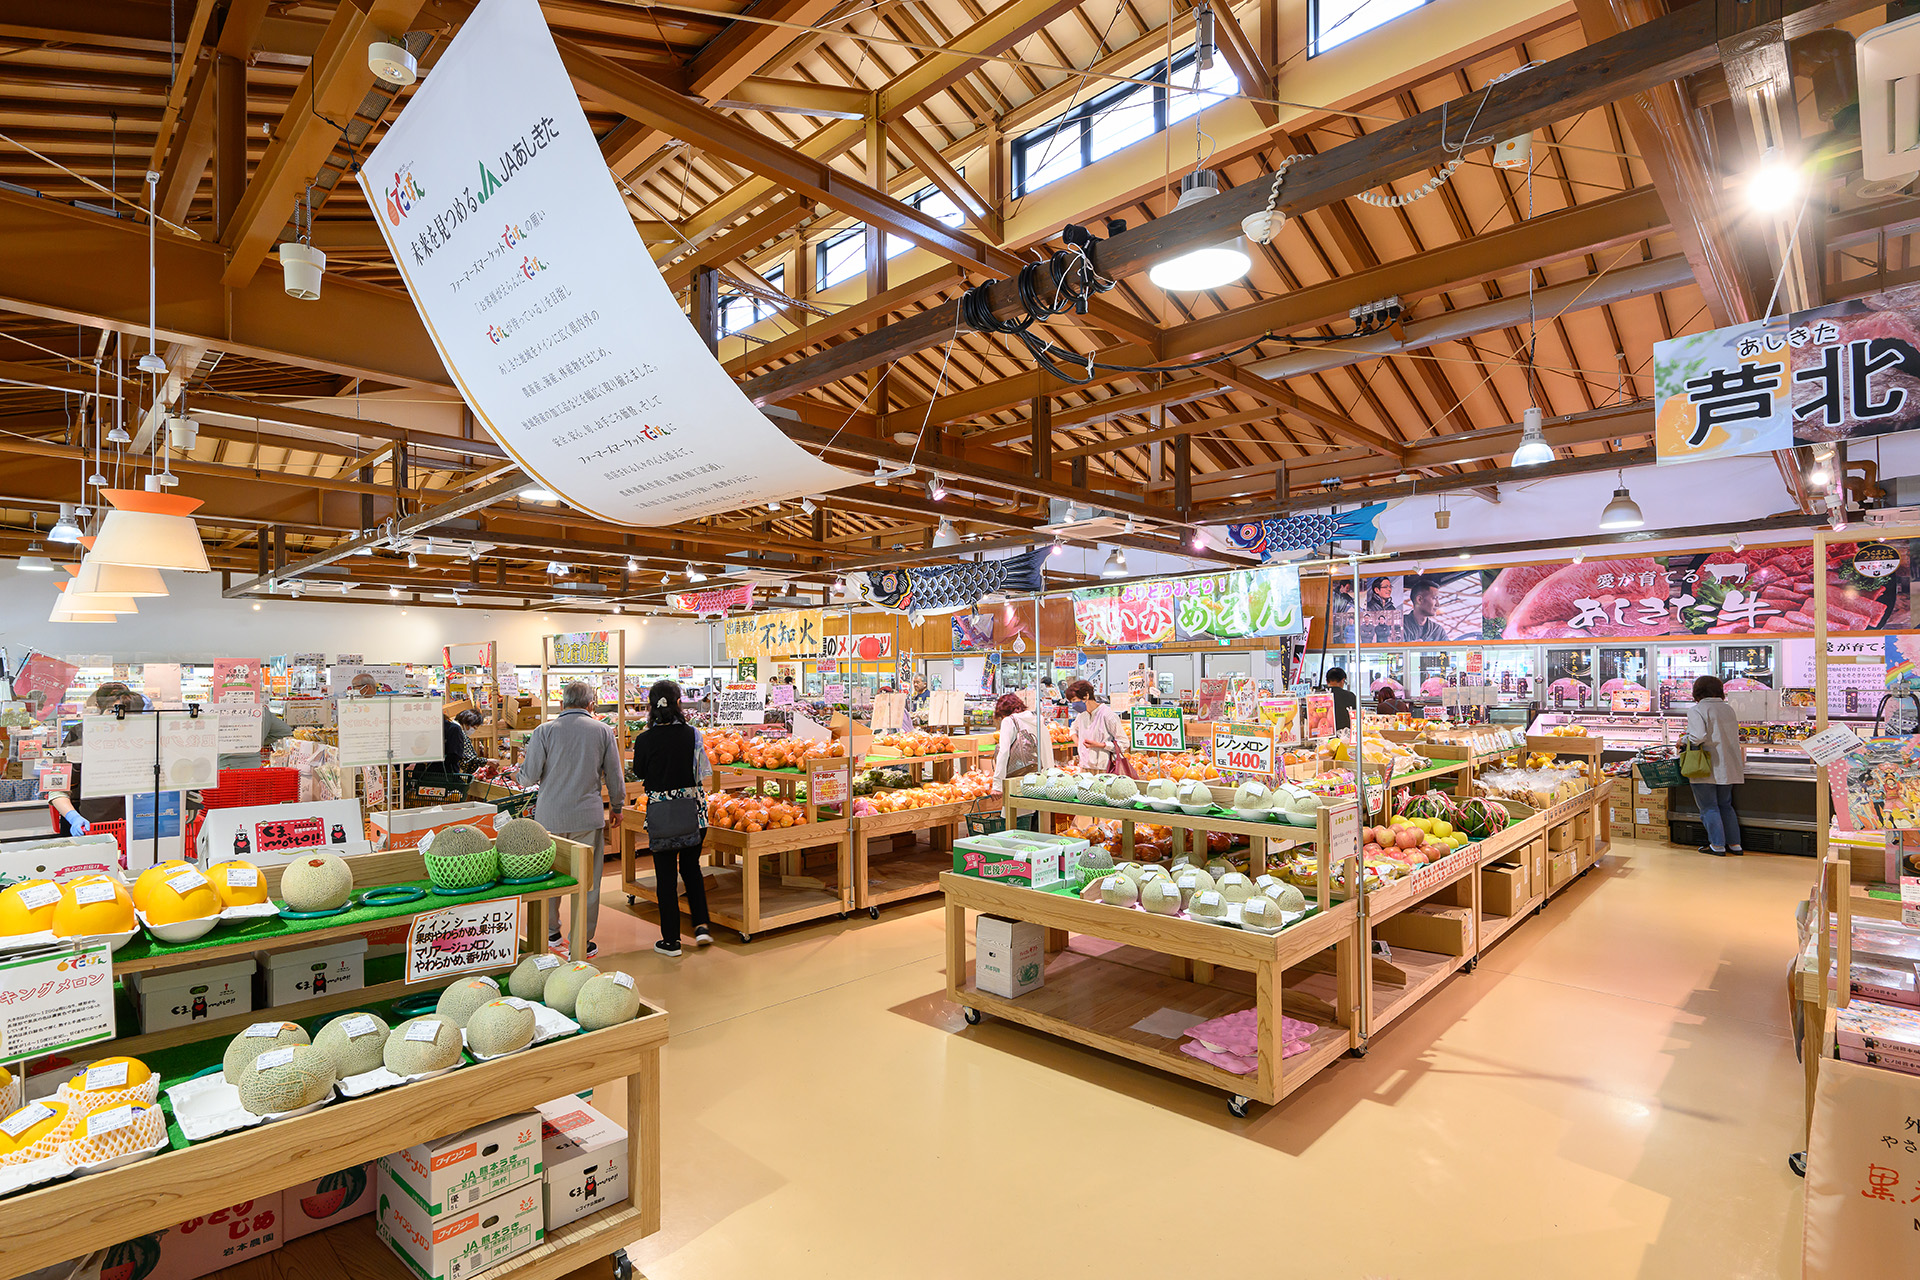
[
  {"left": 1683, "top": 674, "right": 1744, "bottom": 856},
  {"left": 989, "top": 692, "right": 1054, "bottom": 791},
  {"left": 631, "top": 679, "right": 714, "bottom": 957},
  {"left": 1063, "top": 679, "right": 1128, "bottom": 773}
]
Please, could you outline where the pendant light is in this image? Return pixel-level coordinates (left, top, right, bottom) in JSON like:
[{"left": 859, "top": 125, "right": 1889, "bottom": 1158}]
[
  {"left": 16, "top": 543, "right": 55, "bottom": 572},
  {"left": 72, "top": 554, "right": 167, "bottom": 598},
  {"left": 48, "top": 504, "right": 82, "bottom": 544},
  {"left": 1597, "top": 470, "right": 1645, "bottom": 530},
  {"left": 1510, "top": 406, "right": 1554, "bottom": 467},
  {"left": 932, "top": 519, "right": 959, "bottom": 548},
  {"left": 1100, "top": 547, "right": 1128, "bottom": 578},
  {"left": 1148, "top": 171, "right": 1251, "bottom": 292},
  {"left": 49, "top": 597, "right": 116, "bottom": 623},
  {"left": 88, "top": 484, "right": 210, "bottom": 572},
  {"left": 55, "top": 579, "right": 138, "bottom": 614}
]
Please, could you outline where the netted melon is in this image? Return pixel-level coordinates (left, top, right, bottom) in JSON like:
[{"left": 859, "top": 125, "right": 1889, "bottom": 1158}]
[
  {"left": 575, "top": 973, "right": 643, "bottom": 1030},
  {"left": 1104, "top": 775, "right": 1139, "bottom": 804},
  {"left": 544, "top": 961, "right": 601, "bottom": 1017},
  {"left": 508, "top": 952, "right": 562, "bottom": 1000},
  {"left": 384, "top": 1016, "right": 462, "bottom": 1076},
  {"left": 1215, "top": 871, "right": 1254, "bottom": 903},
  {"left": 1173, "top": 867, "right": 1214, "bottom": 907},
  {"left": 1241, "top": 895, "right": 1282, "bottom": 928},
  {"left": 466, "top": 998, "right": 537, "bottom": 1056},
  {"left": 1075, "top": 774, "right": 1108, "bottom": 805},
  {"left": 1188, "top": 889, "right": 1230, "bottom": 920},
  {"left": 1097, "top": 874, "right": 1139, "bottom": 906},
  {"left": 223, "top": 1022, "right": 310, "bottom": 1084},
  {"left": 59, "top": 1055, "right": 155, "bottom": 1108},
  {"left": 1040, "top": 769, "right": 1077, "bottom": 802},
  {"left": 313, "top": 1012, "right": 390, "bottom": 1076},
  {"left": 237, "top": 1045, "right": 336, "bottom": 1116},
  {"left": 1262, "top": 881, "right": 1308, "bottom": 912},
  {"left": 434, "top": 976, "right": 502, "bottom": 1027},
  {"left": 1140, "top": 879, "right": 1182, "bottom": 915},
  {"left": 0, "top": 1098, "right": 75, "bottom": 1163},
  {"left": 281, "top": 854, "right": 353, "bottom": 912},
  {"left": 496, "top": 817, "right": 555, "bottom": 879},
  {"left": 62, "top": 1099, "right": 165, "bottom": 1162}
]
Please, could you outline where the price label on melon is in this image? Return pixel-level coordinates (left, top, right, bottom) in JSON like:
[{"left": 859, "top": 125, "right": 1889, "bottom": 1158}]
[
  {"left": 16, "top": 882, "right": 59, "bottom": 910},
  {"left": 244, "top": 1021, "right": 288, "bottom": 1038},
  {"left": 72, "top": 881, "right": 116, "bottom": 906},
  {"left": 84, "top": 1060, "right": 129, "bottom": 1090},
  {"left": 0, "top": 1102, "right": 52, "bottom": 1138},
  {"left": 1211, "top": 724, "right": 1275, "bottom": 777},
  {"left": 166, "top": 869, "right": 209, "bottom": 893},
  {"left": 223, "top": 865, "right": 259, "bottom": 887},
  {"left": 254, "top": 1047, "right": 296, "bottom": 1071},
  {"left": 405, "top": 1020, "right": 443, "bottom": 1044},
  {"left": 340, "top": 1014, "right": 381, "bottom": 1038},
  {"left": 533, "top": 954, "right": 560, "bottom": 971},
  {"left": 86, "top": 1104, "right": 136, "bottom": 1138},
  {"left": 612, "top": 971, "right": 634, "bottom": 989},
  {"left": 501, "top": 997, "right": 533, "bottom": 1010}
]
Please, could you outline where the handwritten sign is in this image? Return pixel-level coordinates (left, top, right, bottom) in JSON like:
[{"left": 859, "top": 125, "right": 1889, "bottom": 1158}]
[
  {"left": 1211, "top": 723, "right": 1275, "bottom": 776},
  {"left": 0, "top": 944, "right": 115, "bottom": 1059},
  {"left": 406, "top": 899, "right": 523, "bottom": 983},
  {"left": 81, "top": 711, "right": 219, "bottom": 796},
  {"left": 217, "top": 704, "right": 265, "bottom": 755},
  {"left": 1129, "top": 705, "right": 1187, "bottom": 752},
  {"left": 822, "top": 683, "right": 846, "bottom": 704},
  {"left": 1326, "top": 802, "right": 1360, "bottom": 871},
  {"left": 767, "top": 683, "right": 795, "bottom": 708},
  {"left": 552, "top": 631, "right": 611, "bottom": 665}
]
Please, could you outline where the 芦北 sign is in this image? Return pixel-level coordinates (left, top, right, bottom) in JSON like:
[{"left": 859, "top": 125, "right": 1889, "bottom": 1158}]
[
  {"left": 1129, "top": 705, "right": 1187, "bottom": 752},
  {"left": 551, "top": 631, "right": 611, "bottom": 665},
  {"left": 1211, "top": 723, "right": 1275, "bottom": 776}
]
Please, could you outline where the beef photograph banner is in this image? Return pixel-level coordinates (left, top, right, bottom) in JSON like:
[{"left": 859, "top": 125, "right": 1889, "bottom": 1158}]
[{"left": 356, "top": 0, "right": 852, "bottom": 525}]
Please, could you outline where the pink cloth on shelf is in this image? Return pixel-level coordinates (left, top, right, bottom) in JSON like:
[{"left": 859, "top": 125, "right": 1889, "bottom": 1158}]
[{"left": 1181, "top": 1007, "right": 1318, "bottom": 1058}]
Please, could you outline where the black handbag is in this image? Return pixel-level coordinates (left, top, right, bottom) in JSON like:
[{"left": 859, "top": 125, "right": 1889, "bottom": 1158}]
[{"left": 647, "top": 795, "right": 702, "bottom": 848}]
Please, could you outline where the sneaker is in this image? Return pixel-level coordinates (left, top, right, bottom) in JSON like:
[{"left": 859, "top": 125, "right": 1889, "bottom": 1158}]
[
  {"left": 654, "top": 939, "right": 683, "bottom": 958},
  {"left": 585, "top": 941, "right": 599, "bottom": 959},
  {"left": 1728, "top": 847, "right": 1744, "bottom": 856},
  {"left": 548, "top": 936, "right": 569, "bottom": 955},
  {"left": 693, "top": 926, "right": 713, "bottom": 948},
  {"left": 1701, "top": 846, "right": 1727, "bottom": 857}
]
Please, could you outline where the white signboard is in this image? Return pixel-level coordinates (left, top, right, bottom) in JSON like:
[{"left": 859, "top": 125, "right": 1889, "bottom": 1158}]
[
  {"left": 1327, "top": 802, "right": 1360, "bottom": 871},
  {"left": 217, "top": 704, "right": 265, "bottom": 756},
  {"left": 716, "top": 683, "right": 765, "bottom": 725},
  {"left": 329, "top": 663, "right": 416, "bottom": 698},
  {"left": 407, "top": 899, "right": 524, "bottom": 983},
  {"left": 336, "top": 696, "right": 443, "bottom": 768},
  {"left": 1211, "top": 724, "right": 1276, "bottom": 777},
  {"left": 143, "top": 663, "right": 181, "bottom": 703},
  {"left": 197, "top": 799, "right": 369, "bottom": 866},
  {"left": 80, "top": 711, "right": 218, "bottom": 796},
  {"left": 0, "top": 944, "right": 116, "bottom": 1059},
  {"left": 811, "top": 766, "right": 850, "bottom": 806},
  {"left": 355, "top": 0, "right": 853, "bottom": 524}
]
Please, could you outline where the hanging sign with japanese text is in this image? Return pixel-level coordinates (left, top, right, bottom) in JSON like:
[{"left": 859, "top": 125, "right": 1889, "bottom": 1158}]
[
  {"left": 550, "top": 631, "right": 610, "bottom": 665},
  {"left": 1128, "top": 706, "right": 1187, "bottom": 752},
  {"left": 724, "top": 610, "right": 823, "bottom": 660},
  {"left": 1211, "top": 723, "right": 1275, "bottom": 777},
  {"left": 1071, "top": 564, "right": 1302, "bottom": 647},
  {"left": 355, "top": 0, "right": 852, "bottom": 525},
  {"left": 0, "top": 944, "right": 115, "bottom": 1060}
]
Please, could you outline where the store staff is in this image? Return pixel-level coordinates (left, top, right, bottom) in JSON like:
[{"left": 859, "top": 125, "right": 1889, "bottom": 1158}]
[
  {"left": 47, "top": 681, "right": 141, "bottom": 835},
  {"left": 1325, "top": 667, "right": 1358, "bottom": 731}
]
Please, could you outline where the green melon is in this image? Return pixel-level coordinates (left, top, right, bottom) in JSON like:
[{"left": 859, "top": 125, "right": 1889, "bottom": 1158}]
[
  {"left": 466, "top": 998, "right": 537, "bottom": 1056},
  {"left": 496, "top": 817, "right": 556, "bottom": 879},
  {"left": 1262, "top": 881, "right": 1307, "bottom": 912},
  {"left": 543, "top": 961, "right": 600, "bottom": 1017},
  {"left": 223, "top": 1022, "right": 310, "bottom": 1084},
  {"left": 434, "top": 976, "right": 502, "bottom": 1027},
  {"left": 423, "top": 825, "right": 499, "bottom": 891},
  {"left": 313, "top": 1012, "right": 390, "bottom": 1077},
  {"left": 507, "top": 953, "right": 561, "bottom": 1000},
  {"left": 280, "top": 854, "right": 353, "bottom": 912},
  {"left": 574, "top": 973, "right": 642, "bottom": 1030},
  {"left": 383, "top": 1016, "right": 463, "bottom": 1076},
  {"left": 237, "top": 1045, "right": 337, "bottom": 1115}
]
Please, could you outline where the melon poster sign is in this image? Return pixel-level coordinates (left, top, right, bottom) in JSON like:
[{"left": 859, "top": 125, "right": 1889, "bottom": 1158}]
[{"left": 356, "top": 0, "right": 851, "bottom": 524}]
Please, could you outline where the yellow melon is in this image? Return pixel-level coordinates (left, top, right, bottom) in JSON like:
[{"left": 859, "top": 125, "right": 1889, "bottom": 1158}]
[
  {"left": 206, "top": 860, "right": 268, "bottom": 907},
  {"left": 63, "top": 1100, "right": 164, "bottom": 1163},
  {"left": 51, "top": 876, "right": 135, "bottom": 938},
  {"left": 142, "top": 868, "right": 223, "bottom": 925},
  {"left": 0, "top": 879, "right": 62, "bottom": 937},
  {"left": 0, "top": 1098, "right": 74, "bottom": 1163},
  {"left": 132, "top": 861, "right": 194, "bottom": 914},
  {"left": 60, "top": 1056, "right": 155, "bottom": 1106}
]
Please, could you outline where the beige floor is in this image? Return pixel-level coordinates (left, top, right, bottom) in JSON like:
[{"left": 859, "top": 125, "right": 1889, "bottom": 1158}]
[{"left": 577, "top": 838, "right": 1814, "bottom": 1280}]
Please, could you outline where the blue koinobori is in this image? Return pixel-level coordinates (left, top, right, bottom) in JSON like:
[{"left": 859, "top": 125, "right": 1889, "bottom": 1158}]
[
  {"left": 845, "top": 545, "right": 1049, "bottom": 616},
  {"left": 1221, "top": 502, "right": 1390, "bottom": 560}
]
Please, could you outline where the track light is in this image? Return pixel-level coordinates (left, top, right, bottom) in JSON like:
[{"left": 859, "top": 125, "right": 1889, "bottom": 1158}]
[
  {"left": 356, "top": 545, "right": 373, "bottom": 556},
  {"left": 1147, "top": 172, "right": 1251, "bottom": 292},
  {"left": 800, "top": 497, "right": 817, "bottom": 515},
  {"left": 613, "top": 603, "right": 623, "bottom": 613},
  {"left": 688, "top": 567, "right": 708, "bottom": 583},
  {"left": 1748, "top": 149, "right": 1801, "bottom": 213},
  {"left": 1511, "top": 406, "right": 1553, "bottom": 466},
  {"left": 1100, "top": 548, "right": 1128, "bottom": 578},
  {"left": 1191, "top": 530, "right": 1206, "bottom": 550},
  {"left": 1050, "top": 540, "right": 1065, "bottom": 558},
  {"left": 1598, "top": 469, "right": 1645, "bottom": 530},
  {"left": 389, "top": 585, "right": 401, "bottom": 598},
  {"left": 1729, "top": 534, "right": 1744, "bottom": 554},
  {"left": 660, "top": 572, "right": 671, "bottom": 585},
  {"left": 48, "top": 505, "right": 81, "bottom": 544},
  {"left": 626, "top": 557, "right": 638, "bottom": 573},
  {"left": 407, "top": 552, "right": 419, "bottom": 569},
  {"left": 767, "top": 500, "right": 782, "bottom": 512},
  {"left": 929, "top": 475, "right": 948, "bottom": 501}
]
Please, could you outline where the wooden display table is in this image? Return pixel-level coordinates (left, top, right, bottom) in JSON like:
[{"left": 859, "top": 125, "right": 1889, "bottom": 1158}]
[
  {"left": 851, "top": 797, "right": 973, "bottom": 915},
  {"left": 1002, "top": 795, "right": 1304, "bottom": 875}
]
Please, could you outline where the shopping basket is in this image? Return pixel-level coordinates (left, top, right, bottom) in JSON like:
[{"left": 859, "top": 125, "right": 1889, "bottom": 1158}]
[
  {"left": 1633, "top": 754, "right": 1685, "bottom": 789},
  {"left": 494, "top": 790, "right": 541, "bottom": 819},
  {"left": 963, "top": 796, "right": 1036, "bottom": 835}
]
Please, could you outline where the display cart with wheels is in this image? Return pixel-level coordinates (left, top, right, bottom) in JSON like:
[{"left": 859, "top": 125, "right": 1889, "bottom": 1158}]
[{"left": 851, "top": 795, "right": 973, "bottom": 916}]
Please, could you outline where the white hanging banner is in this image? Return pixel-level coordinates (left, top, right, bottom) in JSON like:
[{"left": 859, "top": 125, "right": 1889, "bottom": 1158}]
[{"left": 355, "top": 0, "right": 853, "bottom": 524}]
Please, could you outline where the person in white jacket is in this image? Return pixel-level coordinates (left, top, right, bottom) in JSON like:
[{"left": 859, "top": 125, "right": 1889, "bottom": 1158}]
[
  {"left": 989, "top": 692, "right": 1054, "bottom": 790},
  {"left": 1684, "top": 675, "right": 1745, "bottom": 856},
  {"left": 1064, "top": 679, "right": 1127, "bottom": 772}
]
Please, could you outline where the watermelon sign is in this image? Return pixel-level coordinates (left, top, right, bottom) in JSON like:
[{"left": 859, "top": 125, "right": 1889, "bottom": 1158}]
[
  {"left": 1211, "top": 723, "right": 1275, "bottom": 777},
  {"left": 1129, "top": 706, "right": 1187, "bottom": 752}
]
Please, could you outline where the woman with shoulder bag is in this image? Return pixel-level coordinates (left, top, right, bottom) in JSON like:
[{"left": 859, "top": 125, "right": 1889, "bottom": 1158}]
[
  {"left": 1064, "top": 680, "right": 1130, "bottom": 775},
  {"left": 1683, "top": 675, "right": 1744, "bottom": 856},
  {"left": 632, "top": 680, "right": 714, "bottom": 957},
  {"left": 989, "top": 692, "right": 1054, "bottom": 790}
]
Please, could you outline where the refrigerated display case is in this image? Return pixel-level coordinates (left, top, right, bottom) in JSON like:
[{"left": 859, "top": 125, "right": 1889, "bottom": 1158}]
[{"left": 1718, "top": 643, "right": 1775, "bottom": 689}]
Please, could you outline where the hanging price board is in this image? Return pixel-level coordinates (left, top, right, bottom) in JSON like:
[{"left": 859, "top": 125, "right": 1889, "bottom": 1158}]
[
  {"left": 1211, "top": 723, "right": 1275, "bottom": 777},
  {"left": 1129, "top": 705, "right": 1187, "bottom": 752}
]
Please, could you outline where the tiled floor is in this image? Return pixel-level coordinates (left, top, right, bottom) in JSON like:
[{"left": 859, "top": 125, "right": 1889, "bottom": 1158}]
[{"left": 567, "top": 838, "right": 1813, "bottom": 1280}]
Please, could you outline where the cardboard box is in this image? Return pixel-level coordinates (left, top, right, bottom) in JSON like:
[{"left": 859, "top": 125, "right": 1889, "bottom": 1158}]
[
  {"left": 1635, "top": 822, "right": 1669, "bottom": 843},
  {"left": 1548, "top": 851, "right": 1576, "bottom": 890},
  {"left": 974, "top": 914, "right": 1045, "bottom": 998},
  {"left": 380, "top": 1113, "right": 543, "bottom": 1218},
  {"left": 282, "top": 1163, "right": 375, "bottom": 1242},
  {"left": 1481, "top": 862, "right": 1528, "bottom": 916},
  {"left": 370, "top": 801, "right": 499, "bottom": 852},
  {"left": 542, "top": 1109, "right": 628, "bottom": 1231},
  {"left": 258, "top": 937, "right": 366, "bottom": 1006},
  {"left": 131, "top": 1194, "right": 284, "bottom": 1280},
  {"left": 376, "top": 1166, "right": 543, "bottom": 1280},
  {"left": 950, "top": 832, "right": 1071, "bottom": 889},
  {"left": 126, "top": 957, "right": 255, "bottom": 1033},
  {"left": 1374, "top": 904, "right": 1473, "bottom": 957}
]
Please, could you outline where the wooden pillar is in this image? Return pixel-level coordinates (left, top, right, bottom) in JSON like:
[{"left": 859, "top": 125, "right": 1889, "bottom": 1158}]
[
  {"left": 1030, "top": 395, "right": 1051, "bottom": 479},
  {"left": 1174, "top": 433, "right": 1192, "bottom": 517},
  {"left": 864, "top": 113, "right": 891, "bottom": 413},
  {"left": 691, "top": 267, "right": 721, "bottom": 355},
  {"left": 214, "top": 54, "right": 247, "bottom": 239},
  {"left": 271, "top": 525, "right": 286, "bottom": 576},
  {"left": 1070, "top": 457, "right": 1087, "bottom": 488},
  {"left": 392, "top": 448, "right": 410, "bottom": 518},
  {"left": 256, "top": 532, "right": 269, "bottom": 577}
]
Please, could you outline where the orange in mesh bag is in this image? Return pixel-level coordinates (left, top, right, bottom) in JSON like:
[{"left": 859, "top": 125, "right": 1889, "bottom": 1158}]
[{"left": 60, "top": 1100, "right": 166, "bottom": 1166}]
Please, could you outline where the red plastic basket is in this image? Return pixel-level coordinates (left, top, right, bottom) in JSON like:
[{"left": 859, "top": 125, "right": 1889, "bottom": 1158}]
[{"left": 200, "top": 767, "right": 299, "bottom": 810}]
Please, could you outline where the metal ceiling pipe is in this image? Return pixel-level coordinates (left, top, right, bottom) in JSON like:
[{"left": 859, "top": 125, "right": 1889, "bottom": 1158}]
[{"left": 1242, "top": 256, "right": 1695, "bottom": 383}]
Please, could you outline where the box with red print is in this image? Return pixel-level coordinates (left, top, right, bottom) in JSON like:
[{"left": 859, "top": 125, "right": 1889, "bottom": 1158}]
[
  {"left": 101, "top": 1194, "right": 282, "bottom": 1280},
  {"left": 281, "top": 1162, "right": 375, "bottom": 1242},
  {"left": 541, "top": 1102, "right": 628, "bottom": 1230}
]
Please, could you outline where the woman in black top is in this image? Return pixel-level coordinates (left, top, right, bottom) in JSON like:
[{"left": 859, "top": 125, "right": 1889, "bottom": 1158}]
[{"left": 631, "top": 680, "right": 713, "bottom": 957}]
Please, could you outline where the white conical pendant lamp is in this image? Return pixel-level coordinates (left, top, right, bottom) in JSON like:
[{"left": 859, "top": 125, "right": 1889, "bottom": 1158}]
[
  {"left": 88, "top": 486, "right": 209, "bottom": 572},
  {"left": 56, "top": 569, "right": 138, "bottom": 614},
  {"left": 49, "top": 587, "right": 118, "bottom": 623},
  {"left": 71, "top": 538, "right": 167, "bottom": 597}
]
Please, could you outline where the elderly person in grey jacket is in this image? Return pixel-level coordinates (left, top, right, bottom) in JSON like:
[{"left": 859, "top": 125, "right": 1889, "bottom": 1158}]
[
  {"left": 520, "top": 680, "right": 626, "bottom": 957},
  {"left": 1684, "top": 674, "right": 1745, "bottom": 856}
]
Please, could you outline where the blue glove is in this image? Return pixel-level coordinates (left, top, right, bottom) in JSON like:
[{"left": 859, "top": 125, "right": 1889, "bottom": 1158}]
[{"left": 62, "top": 810, "right": 89, "bottom": 836}]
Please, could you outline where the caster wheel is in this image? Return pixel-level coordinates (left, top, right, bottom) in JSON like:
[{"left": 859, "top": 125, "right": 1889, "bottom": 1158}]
[
  {"left": 1464, "top": 956, "right": 1479, "bottom": 973},
  {"left": 1788, "top": 1151, "right": 1807, "bottom": 1178},
  {"left": 1348, "top": 1043, "right": 1369, "bottom": 1059},
  {"left": 962, "top": 1006, "right": 982, "bottom": 1025},
  {"left": 737, "top": 931, "right": 752, "bottom": 944},
  {"left": 613, "top": 1248, "right": 634, "bottom": 1280},
  {"left": 627, "top": 895, "right": 636, "bottom": 906},
  {"left": 868, "top": 907, "right": 881, "bottom": 920},
  {"left": 838, "top": 911, "right": 848, "bottom": 921},
  {"left": 1228, "top": 1095, "right": 1251, "bottom": 1118}
]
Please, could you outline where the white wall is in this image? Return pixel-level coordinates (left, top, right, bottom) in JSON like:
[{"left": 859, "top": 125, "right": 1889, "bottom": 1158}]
[{"left": 0, "top": 570, "right": 722, "bottom": 668}]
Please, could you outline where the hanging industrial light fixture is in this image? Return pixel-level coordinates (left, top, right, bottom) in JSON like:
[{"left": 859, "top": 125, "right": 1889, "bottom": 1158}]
[
  {"left": 932, "top": 519, "right": 960, "bottom": 548},
  {"left": 88, "top": 487, "right": 209, "bottom": 571},
  {"left": 1100, "top": 547, "right": 1128, "bottom": 578},
  {"left": 1597, "top": 470, "right": 1645, "bottom": 530},
  {"left": 16, "top": 542, "right": 55, "bottom": 572},
  {"left": 1510, "top": 406, "right": 1554, "bottom": 466},
  {"left": 1148, "top": 173, "right": 1251, "bottom": 292},
  {"left": 48, "top": 504, "right": 81, "bottom": 544},
  {"left": 929, "top": 475, "right": 948, "bottom": 501}
]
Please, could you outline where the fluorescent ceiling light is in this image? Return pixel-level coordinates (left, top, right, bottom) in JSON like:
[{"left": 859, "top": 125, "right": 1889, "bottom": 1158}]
[
  {"left": 1510, "top": 406, "right": 1553, "bottom": 466},
  {"left": 1147, "top": 171, "right": 1251, "bottom": 292}
]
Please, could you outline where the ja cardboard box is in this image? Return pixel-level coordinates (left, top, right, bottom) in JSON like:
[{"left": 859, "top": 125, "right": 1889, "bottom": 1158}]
[
  {"left": 380, "top": 1112, "right": 543, "bottom": 1217},
  {"left": 282, "top": 1163, "right": 376, "bottom": 1242},
  {"left": 541, "top": 1103, "right": 628, "bottom": 1231},
  {"left": 126, "top": 1194, "right": 284, "bottom": 1280},
  {"left": 376, "top": 1165, "right": 543, "bottom": 1280},
  {"left": 974, "top": 914, "right": 1044, "bottom": 998},
  {"left": 1374, "top": 904, "right": 1473, "bottom": 957}
]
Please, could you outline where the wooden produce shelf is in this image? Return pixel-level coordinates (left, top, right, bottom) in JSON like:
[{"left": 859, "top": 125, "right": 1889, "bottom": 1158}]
[
  {"left": 262, "top": 1199, "right": 651, "bottom": 1280},
  {"left": 941, "top": 871, "right": 1358, "bottom": 1111},
  {"left": 5, "top": 1004, "right": 669, "bottom": 1278},
  {"left": 1368, "top": 945, "right": 1469, "bottom": 1033},
  {"left": 852, "top": 798, "right": 972, "bottom": 913},
  {"left": 1003, "top": 796, "right": 1307, "bottom": 876},
  {"left": 692, "top": 818, "right": 852, "bottom": 942},
  {"left": 1362, "top": 844, "right": 1480, "bottom": 922}
]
